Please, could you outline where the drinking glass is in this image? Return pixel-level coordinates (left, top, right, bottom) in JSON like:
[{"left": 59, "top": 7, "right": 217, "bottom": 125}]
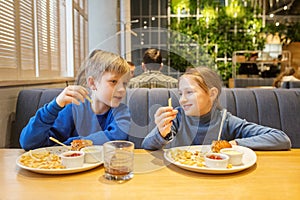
[{"left": 103, "top": 140, "right": 134, "bottom": 180}]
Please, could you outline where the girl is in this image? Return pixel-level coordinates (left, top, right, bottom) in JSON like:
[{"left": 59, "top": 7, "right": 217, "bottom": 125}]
[
  {"left": 20, "top": 50, "right": 131, "bottom": 151},
  {"left": 142, "top": 67, "right": 291, "bottom": 150}
]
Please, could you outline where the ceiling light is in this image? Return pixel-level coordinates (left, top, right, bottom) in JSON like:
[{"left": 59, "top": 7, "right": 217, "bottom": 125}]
[
  {"left": 283, "top": 6, "right": 288, "bottom": 10},
  {"left": 270, "top": 13, "right": 274, "bottom": 18}
]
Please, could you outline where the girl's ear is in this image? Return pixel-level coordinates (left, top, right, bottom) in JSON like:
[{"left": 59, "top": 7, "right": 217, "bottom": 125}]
[
  {"left": 209, "top": 87, "right": 219, "bottom": 102},
  {"left": 87, "top": 76, "right": 97, "bottom": 91}
]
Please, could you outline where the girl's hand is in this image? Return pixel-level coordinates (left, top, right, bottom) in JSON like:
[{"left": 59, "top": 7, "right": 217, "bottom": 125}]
[
  {"left": 56, "top": 85, "right": 89, "bottom": 107},
  {"left": 154, "top": 107, "right": 178, "bottom": 138}
]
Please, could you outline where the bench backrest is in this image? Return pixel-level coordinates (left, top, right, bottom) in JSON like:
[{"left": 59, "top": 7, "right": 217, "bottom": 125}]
[{"left": 10, "top": 88, "right": 300, "bottom": 148}]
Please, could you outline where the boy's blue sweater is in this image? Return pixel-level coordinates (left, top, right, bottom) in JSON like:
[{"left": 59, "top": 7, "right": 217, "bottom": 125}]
[{"left": 19, "top": 99, "right": 131, "bottom": 150}]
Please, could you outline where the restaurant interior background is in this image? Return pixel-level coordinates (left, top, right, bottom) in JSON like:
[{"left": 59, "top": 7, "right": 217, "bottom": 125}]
[{"left": 0, "top": 0, "right": 299, "bottom": 148}]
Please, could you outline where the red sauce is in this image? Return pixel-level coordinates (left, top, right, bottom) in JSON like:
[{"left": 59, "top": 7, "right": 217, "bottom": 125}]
[
  {"left": 65, "top": 153, "right": 82, "bottom": 157},
  {"left": 207, "top": 155, "right": 224, "bottom": 160}
]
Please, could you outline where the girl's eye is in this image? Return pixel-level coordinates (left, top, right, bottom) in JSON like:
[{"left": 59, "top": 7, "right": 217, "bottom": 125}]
[
  {"left": 178, "top": 92, "right": 182, "bottom": 96},
  {"left": 123, "top": 82, "right": 128, "bottom": 87}
]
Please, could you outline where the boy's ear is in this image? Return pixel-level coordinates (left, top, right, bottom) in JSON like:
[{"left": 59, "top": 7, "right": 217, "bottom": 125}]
[
  {"left": 87, "top": 76, "right": 97, "bottom": 90},
  {"left": 209, "top": 87, "right": 218, "bottom": 101}
]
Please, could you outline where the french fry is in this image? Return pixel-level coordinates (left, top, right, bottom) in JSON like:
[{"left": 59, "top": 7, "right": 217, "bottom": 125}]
[
  {"left": 170, "top": 149, "right": 205, "bottom": 168},
  {"left": 168, "top": 98, "right": 172, "bottom": 107},
  {"left": 19, "top": 151, "right": 66, "bottom": 169},
  {"left": 86, "top": 96, "right": 93, "bottom": 103}
]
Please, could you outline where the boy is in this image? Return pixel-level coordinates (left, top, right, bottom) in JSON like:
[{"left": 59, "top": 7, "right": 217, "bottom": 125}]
[{"left": 20, "top": 50, "right": 131, "bottom": 150}]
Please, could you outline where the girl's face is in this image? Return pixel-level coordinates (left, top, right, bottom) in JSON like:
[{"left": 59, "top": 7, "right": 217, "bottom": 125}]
[
  {"left": 90, "top": 71, "right": 129, "bottom": 114},
  {"left": 178, "top": 76, "right": 214, "bottom": 116}
]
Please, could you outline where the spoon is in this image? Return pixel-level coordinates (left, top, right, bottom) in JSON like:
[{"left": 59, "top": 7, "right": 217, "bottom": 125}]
[
  {"left": 49, "top": 137, "right": 71, "bottom": 150},
  {"left": 217, "top": 109, "right": 227, "bottom": 141}
]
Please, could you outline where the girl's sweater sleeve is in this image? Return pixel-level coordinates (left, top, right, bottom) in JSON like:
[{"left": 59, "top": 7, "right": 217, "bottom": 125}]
[
  {"left": 19, "top": 99, "right": 74, "bottom": 150},
  {"left": 141, "top": 127, "right": 169, "bottom": 150},
  {"left": 142, "top": 108, "right": 180, "bottom": 150},
  {"left": 224, "top": 114, "right": 291, "bottom": 150}
]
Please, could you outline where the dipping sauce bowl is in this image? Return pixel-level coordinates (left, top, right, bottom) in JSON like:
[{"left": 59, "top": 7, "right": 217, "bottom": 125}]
[
  {"left": 220, "top": 148, "right": 244, "bottom": 166},
  {"left": 60, "top": 151, "right": 85, "bottom": 168},
  {"left": 81, "top": 146, "right": 103, "bottom": 163},
  {"left": 205, "top": 153, "right": 229, "bottom": 168}
]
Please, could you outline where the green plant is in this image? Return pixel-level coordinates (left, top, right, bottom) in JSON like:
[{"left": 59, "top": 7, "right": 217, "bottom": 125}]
[
  {"left": 168, "top": 0, "right": 265, "bottom": 82},
  {"left": 265, "top": 22, "right": 300, "bottom": 44}
]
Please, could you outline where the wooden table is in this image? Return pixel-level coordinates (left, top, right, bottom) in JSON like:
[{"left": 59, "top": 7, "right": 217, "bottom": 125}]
[{"left": 0, "top": 148, "right": 300, "bottom": 200}]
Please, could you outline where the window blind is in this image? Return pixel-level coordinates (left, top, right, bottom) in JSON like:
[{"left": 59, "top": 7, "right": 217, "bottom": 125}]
[
  {"left": 19, "top": 0, "right": 36, "bottom": 78},
  {"left": 73, "top": 0, "right": 88, "bottom": 76},
  {"left": 36, "top": 0, "right": 60, "bottom": 78},
  {"left": 0, "top": 0, "right": 88, "bottom": 81},
  {"left": 0, "top": 0, "right": 18, "bottom": 80}
]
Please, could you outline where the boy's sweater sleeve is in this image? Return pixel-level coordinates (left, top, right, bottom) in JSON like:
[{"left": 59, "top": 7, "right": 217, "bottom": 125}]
[
  {"left": 19, "top": 99, "right": 74, "bottom": 150},
  {"left": 225, "top": 114, "right": 291, "bottom": 150}
]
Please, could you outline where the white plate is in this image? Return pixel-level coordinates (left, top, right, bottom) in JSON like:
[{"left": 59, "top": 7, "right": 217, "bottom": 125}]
[
  {"left": 16, "top": 146, "right": 103, "bottom": 175},
  {"left": 164, "top": 145, "right": 256, "bottom": 174}
]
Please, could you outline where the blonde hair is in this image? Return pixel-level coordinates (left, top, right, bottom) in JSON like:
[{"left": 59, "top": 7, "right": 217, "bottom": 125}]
[
  {"left": 76, "top": 50, "right": 130, "bottom": 85},
  {"left": 179, "top": 67, "right": 223, "bottom": 108}
]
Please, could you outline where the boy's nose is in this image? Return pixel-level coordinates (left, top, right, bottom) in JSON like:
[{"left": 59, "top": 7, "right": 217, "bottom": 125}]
[{"left": 116, "top": 82, "right": 126, "bottom": 92}]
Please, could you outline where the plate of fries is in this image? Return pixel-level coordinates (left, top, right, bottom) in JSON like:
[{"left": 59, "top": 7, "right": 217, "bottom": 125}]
[
  {"left": 16, "top": 146, "right": 103, "bottom": 174},
  {"left": 164, "top": 145, "right": 256, "bottom": 174}
]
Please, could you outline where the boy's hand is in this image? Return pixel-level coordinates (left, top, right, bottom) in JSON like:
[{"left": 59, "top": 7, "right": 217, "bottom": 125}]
[
  {"left": 56, "top": 85, "right": 89, "bottom": 108},
  {"left": 154, "top": 107, "right": 178, "bottom": 138}
]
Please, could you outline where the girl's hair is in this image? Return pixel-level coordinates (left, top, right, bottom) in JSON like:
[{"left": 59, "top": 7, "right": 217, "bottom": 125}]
[
  {"left": 179, "top": 67, "right": 223, "bottom": 108},
  {"left": 76, "top": 49, "right": 130, "bottom": 85}
]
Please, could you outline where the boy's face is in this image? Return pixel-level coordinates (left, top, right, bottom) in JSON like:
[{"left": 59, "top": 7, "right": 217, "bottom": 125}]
[
  {"left": 178, "top": 76, "right": 213, "bottom": 116},
  {"left": 93, "top": 71, "right": 129, "bottom": 112}
]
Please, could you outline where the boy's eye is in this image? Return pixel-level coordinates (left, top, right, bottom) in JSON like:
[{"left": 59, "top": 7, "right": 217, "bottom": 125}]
[{"left": 110, "top": 80, "right": 118, "bottom": 84}]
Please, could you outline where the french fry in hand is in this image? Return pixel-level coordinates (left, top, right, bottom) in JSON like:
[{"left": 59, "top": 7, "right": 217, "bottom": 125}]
[
  {"left": 86, "top": 96, "right": 93, "bottom": 103},
  {"left": 168, "top": 98, "right": 172, "bottom": 107}
]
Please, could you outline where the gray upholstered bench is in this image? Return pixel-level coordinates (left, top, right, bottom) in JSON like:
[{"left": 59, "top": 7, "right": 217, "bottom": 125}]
[{"left": 10, "top": 88, "right": 300, "bottom": 148}]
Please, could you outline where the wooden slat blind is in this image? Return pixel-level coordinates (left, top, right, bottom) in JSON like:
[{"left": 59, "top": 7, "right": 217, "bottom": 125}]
[
  {"left": 19, "top": 0, "right": 35, "bottom": 78},
  {"left": 73, "top": 0, "right": 88, "bottom": 76},
  {"left": 0, "top": 0, "right": 88, "bottom": 81},
  {"left": 0, "top": 0, "right": 17, "bottom": 80},
  {"left": 36, "top": 0, "right": 60, "bottom": 77}
]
